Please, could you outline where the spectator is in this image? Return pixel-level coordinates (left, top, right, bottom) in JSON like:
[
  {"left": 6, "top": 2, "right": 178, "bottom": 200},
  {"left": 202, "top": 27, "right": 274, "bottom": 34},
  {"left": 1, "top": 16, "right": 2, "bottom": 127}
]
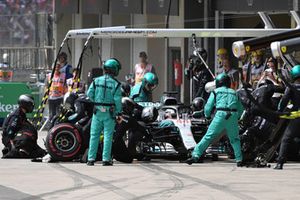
[
  {"left": 221, "top": 57, "right": 240, "bottom": 90},
  {"left": 257, "top": 57, "right": 282, "bottom": 87},
  {"left": 215, "top": 48, "right": 228, "bottom": 75},
  {"left": 243, "top": 50, "right": 265, "bottom": 88},
  {"left": 47, "top": 64, "right": 67, "bottom": 120},
  {"left": 66, "top": 68, "right": 85, "bottom": 93},
  {"left": 215, "top": 48, "right": 240, "bottom": 90},
  {"left": 58, "top": 52, "right": 73, "bottom": 80},
  {"left": 134, "top": 51, "right": 156, "bottom": 85}
]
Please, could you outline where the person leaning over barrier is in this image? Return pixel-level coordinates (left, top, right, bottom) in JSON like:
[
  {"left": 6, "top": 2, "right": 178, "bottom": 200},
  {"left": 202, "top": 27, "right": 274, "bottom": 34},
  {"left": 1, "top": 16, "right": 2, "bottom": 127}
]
[
  {"left": 185, "top": 73, "right": 244, "bottom": 166},
  {"left": 86, "top": 58, "right": 122, "bottom": 166}
]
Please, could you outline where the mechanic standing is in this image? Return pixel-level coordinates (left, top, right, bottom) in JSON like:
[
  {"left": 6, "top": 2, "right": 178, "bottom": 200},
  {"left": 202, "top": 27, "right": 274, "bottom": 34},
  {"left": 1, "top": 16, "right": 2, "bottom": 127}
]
[
  {"left": 274, "top": 65, "right": 300, "bottom": 170},
  {"left": 86, "top": 58, "right": 122, "bottom": 166},
  {"left": 130, "top": 72, "right": 158, "bottom": 102},
  {"left": 185, "top": 73, "right": 244, "bottom": 166}
]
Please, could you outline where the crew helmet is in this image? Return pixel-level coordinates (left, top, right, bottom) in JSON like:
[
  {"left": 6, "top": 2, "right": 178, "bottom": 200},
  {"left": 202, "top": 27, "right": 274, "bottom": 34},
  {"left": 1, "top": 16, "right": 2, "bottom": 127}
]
[
  {"left": 215, "top": 73, "right": 231, "bottom": 88},
  {"left": 192, "top": 97, "right": 206, "bottom": 111},
  {"left": 290, "top": 65, "right": 300, "bottom": 80},
  {"left": 103, "top": 58, "right": 122, "bottom": 76},
  {"left": 142, "top": 72, "right": 158, "bottom": 91},
  {"left": 18, "top": 94, "right": 34, "bottom": 113}
]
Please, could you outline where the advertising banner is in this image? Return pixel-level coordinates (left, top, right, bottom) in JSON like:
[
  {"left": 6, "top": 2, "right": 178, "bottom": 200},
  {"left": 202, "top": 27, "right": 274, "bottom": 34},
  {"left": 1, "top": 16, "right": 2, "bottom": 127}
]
[{"left": 0, "top": 82, "right": 39, "bottom": 120}]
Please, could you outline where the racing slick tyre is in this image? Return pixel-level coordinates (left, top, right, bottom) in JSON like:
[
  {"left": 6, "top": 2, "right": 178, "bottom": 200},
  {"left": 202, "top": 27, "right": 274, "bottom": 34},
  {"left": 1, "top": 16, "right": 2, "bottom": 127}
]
[{"left": 46, "top": 123, "right": 83, "bottom": 161}]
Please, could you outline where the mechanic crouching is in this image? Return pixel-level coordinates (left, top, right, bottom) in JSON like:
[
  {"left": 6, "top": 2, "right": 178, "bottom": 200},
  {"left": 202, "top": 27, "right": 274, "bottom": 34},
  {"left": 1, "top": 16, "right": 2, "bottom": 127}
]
[
  {"left": 1, "top": 94, "right": 46, "bottom": 158},
  {"left": 274, "top": 65, "right": 300, "bottom": 170},
  {"left": 86, "top": 58, "right": 123, "bottom": 166},
  {"left": 185, "top": 73, "right": 244, "bottom": 166}
]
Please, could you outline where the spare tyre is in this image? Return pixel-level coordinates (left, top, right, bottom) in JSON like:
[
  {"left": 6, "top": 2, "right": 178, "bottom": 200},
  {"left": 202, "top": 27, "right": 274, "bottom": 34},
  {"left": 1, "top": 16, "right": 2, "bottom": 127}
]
[{"left": 46, "top": 123, "right": 83, "bottom": 161}]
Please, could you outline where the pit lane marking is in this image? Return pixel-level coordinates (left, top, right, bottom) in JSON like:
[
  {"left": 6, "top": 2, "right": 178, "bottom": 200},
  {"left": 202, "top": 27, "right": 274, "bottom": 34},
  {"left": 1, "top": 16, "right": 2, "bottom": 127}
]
[
  {"left": 141, "top": 163, "right": 257, "bottom": 200},
  {"left": 49, "top": 163, "right": 137, "bottom": 199}
]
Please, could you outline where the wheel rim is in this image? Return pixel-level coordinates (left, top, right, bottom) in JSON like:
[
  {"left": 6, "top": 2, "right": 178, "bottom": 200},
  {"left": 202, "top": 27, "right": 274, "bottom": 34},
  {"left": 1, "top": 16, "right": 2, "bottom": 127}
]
[{"left": 54, "top": 130, "right": 77, "bottom": 152}]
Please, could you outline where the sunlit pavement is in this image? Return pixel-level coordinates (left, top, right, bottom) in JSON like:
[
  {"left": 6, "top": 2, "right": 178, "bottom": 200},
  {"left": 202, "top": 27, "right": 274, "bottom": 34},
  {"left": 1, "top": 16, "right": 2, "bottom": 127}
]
[{"left": 1, "top": 131, "right": 300, "bottom": 200}]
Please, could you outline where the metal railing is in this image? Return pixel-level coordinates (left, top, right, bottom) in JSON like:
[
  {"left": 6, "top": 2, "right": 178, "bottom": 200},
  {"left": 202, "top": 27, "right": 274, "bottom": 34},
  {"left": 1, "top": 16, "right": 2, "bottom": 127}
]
[
  {"left": 0, "top": 46, "right": 54, "bottom": 82},
  {"left": 0, "top": 46, "right": 54, "bottom": 70}
]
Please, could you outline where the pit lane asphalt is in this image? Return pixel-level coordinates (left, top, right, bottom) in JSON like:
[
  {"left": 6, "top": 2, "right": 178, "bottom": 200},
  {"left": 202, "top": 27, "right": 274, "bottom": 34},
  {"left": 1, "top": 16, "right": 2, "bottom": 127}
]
[{"left": 1, "top": 131, "right": 300, "bottom": 200}]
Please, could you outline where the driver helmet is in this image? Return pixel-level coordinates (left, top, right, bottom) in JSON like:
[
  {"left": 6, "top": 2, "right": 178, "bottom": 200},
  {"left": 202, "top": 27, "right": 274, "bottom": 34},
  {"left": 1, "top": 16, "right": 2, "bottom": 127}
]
[
  {"left": 142, "top": 72, "right": 158, "bottom": 91},
  {"left": 18, "top": 94, "right": 34, "bottom": 113},
  {"left": 141, "top": 106, "right": 158, "bottom": 123},
  {"left": 192, "top": 97, "right": 205, "bottom": 111},
  {"left": 103, "top": 58, "right": 122, "bottom": 76},
  {"left": 215, "top": 73, "right": 231, "bottom": 88},
  {"left": 290, "top": 65, "right": 300, "bottom": 81}
]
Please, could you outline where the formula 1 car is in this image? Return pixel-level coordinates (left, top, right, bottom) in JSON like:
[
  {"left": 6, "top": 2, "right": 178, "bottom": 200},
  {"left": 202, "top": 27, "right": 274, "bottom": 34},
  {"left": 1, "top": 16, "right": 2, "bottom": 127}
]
[
  {"left": 115, "top": 92, "right": 233, "bottom": 162},
  {"left": 114, "top": 97, "right": 200, "bottom": 161},
  {"left": 46, "top": 86, "right": 243, "bottom": 162}
]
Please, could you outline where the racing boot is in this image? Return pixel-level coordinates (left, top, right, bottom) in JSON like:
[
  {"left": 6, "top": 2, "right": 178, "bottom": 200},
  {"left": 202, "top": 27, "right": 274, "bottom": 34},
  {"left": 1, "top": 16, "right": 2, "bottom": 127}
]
[
  {"left": 102, "top": 161, "right": 113, "bottom": 166},
  {"left": 87, "top": 160, "right": 95, "bottom": 166},
  {"left": 237, "top": 161, "right": 245, "bottom": 167},
  {"left": 184, "top": 157, "right": 202, "bottom": 165},
  {"left": 274, "top": 162, "right": 283, "bottom": 170}
]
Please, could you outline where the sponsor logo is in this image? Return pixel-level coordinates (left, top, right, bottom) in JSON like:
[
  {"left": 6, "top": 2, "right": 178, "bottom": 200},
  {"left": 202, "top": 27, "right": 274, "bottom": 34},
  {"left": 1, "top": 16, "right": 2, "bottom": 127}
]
[
  {"left": 137, "top": 102, "right": 161, "bottom": 108},
  {"left": 0, "top": 102, "right": 18, "bottom": 113},
  {"left": 99, "top": 30, "right": 158, "bottom": 35},
  {"left": 75, "top": 32, "right": 90, "bottom": 36}
]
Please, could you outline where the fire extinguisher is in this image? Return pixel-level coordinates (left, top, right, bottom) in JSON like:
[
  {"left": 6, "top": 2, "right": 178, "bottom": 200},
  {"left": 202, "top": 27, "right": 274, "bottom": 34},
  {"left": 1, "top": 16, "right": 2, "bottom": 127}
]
[{"left": 174, "top": 59, "right": 182, "bottom": 86}]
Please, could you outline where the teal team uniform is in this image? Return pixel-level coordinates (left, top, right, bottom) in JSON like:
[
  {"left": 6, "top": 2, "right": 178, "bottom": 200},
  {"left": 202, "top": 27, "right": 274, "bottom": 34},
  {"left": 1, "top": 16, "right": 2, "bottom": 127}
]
[
  {"left": 130, "top": 83, "right": 151, "bottom": 102},
  {"left": 87, "top": 59, "right": 122, "bottom": 164},
  {"left": 130, "top": 72, "right": 158, "bottom": 102},
  {"left": 188, "top": 73, "right": 244, "bottom": 164}
]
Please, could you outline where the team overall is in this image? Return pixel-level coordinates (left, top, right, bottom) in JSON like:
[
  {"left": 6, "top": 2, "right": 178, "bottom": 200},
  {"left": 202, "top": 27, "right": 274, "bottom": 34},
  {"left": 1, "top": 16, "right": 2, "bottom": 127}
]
[
  {"left": 188, "top": 73, "right": 244, "bottom": 164},
  {"left": 130, "top": 72, "right": 158, "bottom": 102},
  {"left": 87, "top": 59, "right": 122, "bottom": 164}
]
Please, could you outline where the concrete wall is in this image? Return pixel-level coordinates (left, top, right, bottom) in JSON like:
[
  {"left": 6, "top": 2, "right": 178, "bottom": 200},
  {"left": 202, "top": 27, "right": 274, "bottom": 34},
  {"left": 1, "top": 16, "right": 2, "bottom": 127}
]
[
  {"left": 54, "top": 1, "right": 185, "bottom": 102},
  {"left": 55, "top": 1, "right": 186, "bottom": 100},
  {"left": 81, "top": 14, "right": 100, "bottom": 82}
]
